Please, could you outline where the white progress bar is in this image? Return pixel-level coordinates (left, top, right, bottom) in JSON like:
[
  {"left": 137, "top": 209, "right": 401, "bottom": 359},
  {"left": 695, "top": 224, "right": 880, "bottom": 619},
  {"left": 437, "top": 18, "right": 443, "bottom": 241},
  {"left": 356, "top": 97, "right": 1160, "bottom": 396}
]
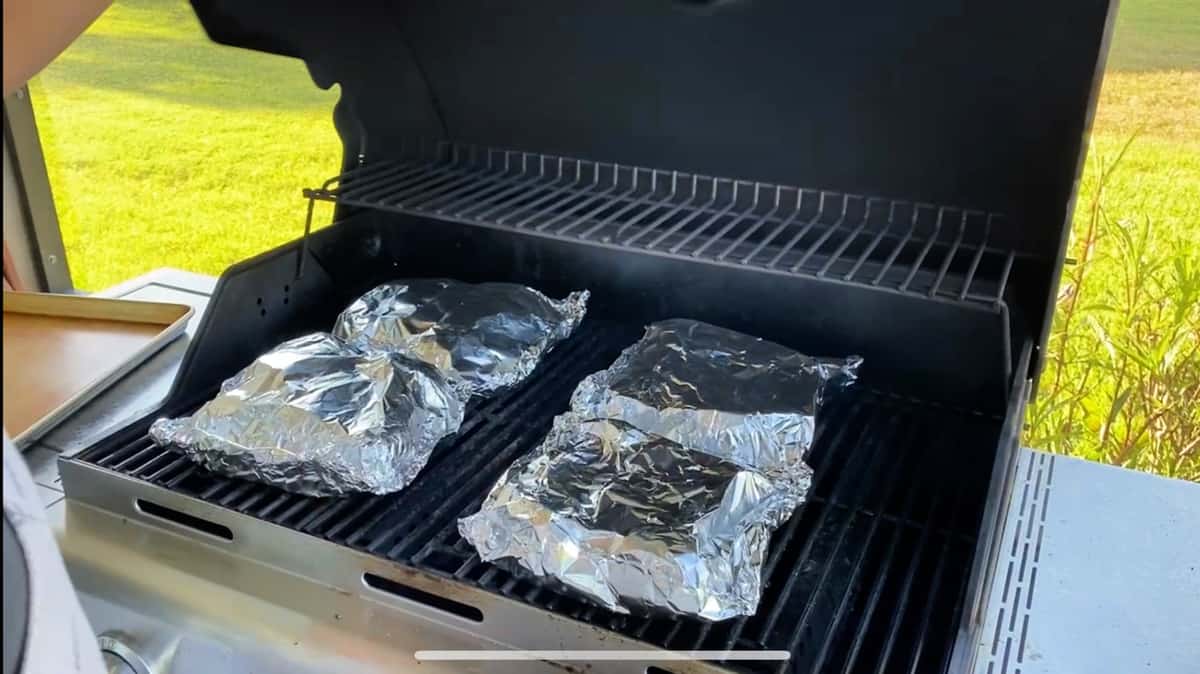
[{"left": 416, "top": 650, "right": 790, "bottom": 661}]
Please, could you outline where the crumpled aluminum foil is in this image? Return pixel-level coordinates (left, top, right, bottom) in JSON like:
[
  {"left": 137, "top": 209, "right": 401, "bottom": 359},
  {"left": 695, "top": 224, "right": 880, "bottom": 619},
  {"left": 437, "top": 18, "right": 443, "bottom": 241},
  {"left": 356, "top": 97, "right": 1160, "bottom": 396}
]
[
  {"left": 150, "top": 332, "right": 464, "bottom": 496},
  {"left": 458, "top": 417, "right": 804, "bottom": 620},
  {"left": 569, "top": 319, "right": 862, "bottom": 479},
  {"left": 460, "top": 318, "right": 861, "bottom": 619},
  {"left": 333, "top": 279, "right": 589, "bottom": 397}
]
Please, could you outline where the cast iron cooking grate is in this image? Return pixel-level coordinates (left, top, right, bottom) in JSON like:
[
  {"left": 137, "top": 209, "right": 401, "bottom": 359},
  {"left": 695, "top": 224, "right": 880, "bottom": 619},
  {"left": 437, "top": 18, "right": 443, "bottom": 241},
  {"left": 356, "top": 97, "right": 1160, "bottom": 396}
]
[
  {"left": 303, "top": 142, "right": 1022, "bottom": 310},
  {"left": 76, "top": 319, "right": 999, "bottom": 673}
]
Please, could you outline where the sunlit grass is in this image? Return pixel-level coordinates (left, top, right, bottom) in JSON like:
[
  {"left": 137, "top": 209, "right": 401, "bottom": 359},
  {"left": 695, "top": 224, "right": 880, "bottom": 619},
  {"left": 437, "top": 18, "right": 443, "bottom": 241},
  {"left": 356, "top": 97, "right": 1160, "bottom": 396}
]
[
  {"left": 31, "top": 0, "right": 339, "bottom": 291},
  {"left": 1026, "top": 69, "right": 1199, "bottom": 480},
  {"left": 1105, "top": 0, "right": 1200, "bottom": 70}
]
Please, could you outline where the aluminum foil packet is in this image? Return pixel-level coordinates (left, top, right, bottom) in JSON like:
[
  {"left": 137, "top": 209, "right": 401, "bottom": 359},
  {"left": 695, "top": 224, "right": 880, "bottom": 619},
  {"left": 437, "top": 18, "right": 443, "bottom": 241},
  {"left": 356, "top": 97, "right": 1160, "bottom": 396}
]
[
  {"left": 150, "top": 332, "right": 464, "bottom": 496},
  {"left": 460, "top": 319, "right": 861, "bottom": 619},
  {"left": 569, "top": 319, "right": 862, "bottom": 480},
  {"left": 458, "top": 417, "right": 804, "bottom": 620},
  {"left": 333, "top": 279, "right": 589, "bottom": 397}
]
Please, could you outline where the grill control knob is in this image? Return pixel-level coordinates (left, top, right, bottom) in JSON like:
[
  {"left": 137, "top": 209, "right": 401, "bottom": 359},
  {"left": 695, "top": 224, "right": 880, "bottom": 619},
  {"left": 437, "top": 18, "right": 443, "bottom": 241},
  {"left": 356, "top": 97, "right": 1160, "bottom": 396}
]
[
  {"left": 97, "top": 631, "right": 175, "bottom": 674},
  {"left": 101, "top": 650, "right": 137, "bottom": 674}
]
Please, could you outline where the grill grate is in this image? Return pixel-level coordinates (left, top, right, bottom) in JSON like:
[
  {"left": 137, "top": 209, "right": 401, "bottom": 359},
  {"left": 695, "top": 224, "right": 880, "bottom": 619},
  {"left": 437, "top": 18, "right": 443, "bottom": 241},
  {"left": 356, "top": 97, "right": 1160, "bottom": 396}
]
[
  {"left": 77, "top": 320, "right": 999, "bottom": 673},
  {"left": 304, "top": 143, "right": 1021, "bottom": 309}
]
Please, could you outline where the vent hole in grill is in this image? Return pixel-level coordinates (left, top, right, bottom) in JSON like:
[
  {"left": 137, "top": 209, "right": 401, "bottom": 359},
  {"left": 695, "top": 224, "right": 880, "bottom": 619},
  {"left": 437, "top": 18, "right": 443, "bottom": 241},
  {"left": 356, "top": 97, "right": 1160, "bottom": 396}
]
[
  {"left": 135, "top": 499, "right": 233, "bottom": 541},
  {"left": 363, "top": 572, "right": 484, "bottom": 623}
]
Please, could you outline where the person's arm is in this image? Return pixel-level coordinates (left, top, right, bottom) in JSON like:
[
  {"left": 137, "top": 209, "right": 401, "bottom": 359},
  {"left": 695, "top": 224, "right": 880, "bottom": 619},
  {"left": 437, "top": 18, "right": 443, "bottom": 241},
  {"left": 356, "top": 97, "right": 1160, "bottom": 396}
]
[
  {"left": 3, "top": 0, "right": 113, "bottom": 97},
  {"left": 3, "top": 242, "right": 25, "bottom": 291}
]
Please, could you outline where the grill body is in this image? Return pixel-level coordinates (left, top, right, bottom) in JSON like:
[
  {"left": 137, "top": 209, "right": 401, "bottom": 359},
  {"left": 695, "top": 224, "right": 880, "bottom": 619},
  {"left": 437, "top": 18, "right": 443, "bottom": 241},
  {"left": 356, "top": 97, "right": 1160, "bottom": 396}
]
[
  {"left": 65, "top": 209, "right": 1029, "bottom": 672},
  {"left": 62, "top": 0, "right": 1117, "bottom": 670}
]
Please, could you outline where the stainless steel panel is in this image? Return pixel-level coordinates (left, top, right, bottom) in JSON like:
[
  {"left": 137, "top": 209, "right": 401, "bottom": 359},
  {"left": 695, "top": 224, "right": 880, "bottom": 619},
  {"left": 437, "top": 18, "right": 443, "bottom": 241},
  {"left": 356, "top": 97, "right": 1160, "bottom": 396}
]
[
  {"left": 59, "top": 457, "right": 731, "bottom": 674},
  {"left": 968, "top": 451, "right": 1200, "bottom": 674},
  {"left": 2, "top": 88, "right": 72, "bottom": 292}
]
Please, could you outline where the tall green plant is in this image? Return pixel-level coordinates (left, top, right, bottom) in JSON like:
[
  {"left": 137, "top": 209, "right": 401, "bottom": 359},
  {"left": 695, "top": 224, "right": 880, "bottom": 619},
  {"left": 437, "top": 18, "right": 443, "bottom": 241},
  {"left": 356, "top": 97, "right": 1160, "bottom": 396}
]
[{"left": 1028, "top": 134, "right": 1200, "bottom": 481}]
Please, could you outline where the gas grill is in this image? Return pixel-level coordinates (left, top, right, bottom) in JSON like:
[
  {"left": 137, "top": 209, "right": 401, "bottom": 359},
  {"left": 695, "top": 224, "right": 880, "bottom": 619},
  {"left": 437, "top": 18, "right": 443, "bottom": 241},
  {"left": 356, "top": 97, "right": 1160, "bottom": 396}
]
[{"left": 58, "top": 1, "right": 1117, "bottom": 672}]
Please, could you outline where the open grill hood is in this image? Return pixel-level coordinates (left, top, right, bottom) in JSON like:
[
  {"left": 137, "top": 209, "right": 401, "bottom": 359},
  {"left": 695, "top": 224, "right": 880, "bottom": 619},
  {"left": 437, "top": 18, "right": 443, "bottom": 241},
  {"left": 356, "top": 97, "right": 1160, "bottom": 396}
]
[{"left": 190, "top": 0, "right": 1117, "bottom": 384}]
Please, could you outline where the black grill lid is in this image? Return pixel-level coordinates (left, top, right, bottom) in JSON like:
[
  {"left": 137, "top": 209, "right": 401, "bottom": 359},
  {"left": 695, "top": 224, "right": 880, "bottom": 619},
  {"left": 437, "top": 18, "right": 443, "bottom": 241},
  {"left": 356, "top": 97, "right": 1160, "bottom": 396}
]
[
  {"left": 192, "top": 0, "right": 1114, "bottom": 258},
  {"left": 189, "top": 0, "right": 1116, "bottom": 362}
]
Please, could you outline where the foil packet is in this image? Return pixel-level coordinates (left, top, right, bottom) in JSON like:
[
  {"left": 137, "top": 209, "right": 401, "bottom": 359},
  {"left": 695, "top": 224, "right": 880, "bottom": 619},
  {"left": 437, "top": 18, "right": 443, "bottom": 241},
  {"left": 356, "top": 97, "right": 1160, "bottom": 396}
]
[
  {"left": 460, "top": 318, "right": 860, "bottom": 618},
  {"left": 458, "top": 417, "right": 804, "bottom": 620},
  {"left": 333, "top": 279, "right": 589, "bottom": 397},
  {"left": 150, "top": 333, "right": 464, "bottom": 496},
  {"left": 569, "top": 319, "right": 862, "bottom": 479}
]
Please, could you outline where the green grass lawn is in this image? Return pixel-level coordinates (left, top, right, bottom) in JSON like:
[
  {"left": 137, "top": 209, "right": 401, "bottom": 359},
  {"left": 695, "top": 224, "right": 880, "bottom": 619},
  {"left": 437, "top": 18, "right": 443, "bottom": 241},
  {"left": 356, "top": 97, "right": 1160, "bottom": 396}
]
[
  {"left": 1026, "top": 70, "right": 1199, "bottom": 479},
  {"left": 30, "top": 1, "right": 1200, "bottom": 480},
  {"left": 1107, "top": 0, "right": 1200, "bottom": 70},
  {"left": 31, "top": 0, "right": 339, "bottom": 291}
]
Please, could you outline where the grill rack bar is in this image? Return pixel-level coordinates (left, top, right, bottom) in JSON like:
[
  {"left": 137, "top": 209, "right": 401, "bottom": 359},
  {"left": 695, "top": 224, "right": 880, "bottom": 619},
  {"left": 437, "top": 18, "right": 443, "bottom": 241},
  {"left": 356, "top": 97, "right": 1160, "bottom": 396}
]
[{"left": 304, "top": 142, "right": 1025, "bottom": 309}]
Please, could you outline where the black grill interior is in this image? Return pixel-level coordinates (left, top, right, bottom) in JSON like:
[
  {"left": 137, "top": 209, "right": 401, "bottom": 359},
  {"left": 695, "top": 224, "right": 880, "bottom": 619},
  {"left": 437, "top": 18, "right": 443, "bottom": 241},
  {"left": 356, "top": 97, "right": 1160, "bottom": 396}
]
[{"left": 76, "top": 319, "right": 999, "bottom": 673}]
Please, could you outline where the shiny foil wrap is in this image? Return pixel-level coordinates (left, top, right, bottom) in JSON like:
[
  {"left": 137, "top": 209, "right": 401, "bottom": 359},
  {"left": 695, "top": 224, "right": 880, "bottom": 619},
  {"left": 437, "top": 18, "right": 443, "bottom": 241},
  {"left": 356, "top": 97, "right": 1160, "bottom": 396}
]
[
  {"left": 569, "top": 319, "right": 862, "bottom": 479},
  {"left": 460, "top": 318, "right": 861, "bottom": 619},
  {"left": 333, "top": 279, "right": 589, "bottom": 396},
  {"left": 458, "top": 417, "right": 803, "bottom": 620},
  {"left": 150, "top": 333, "right": 464, "bottom": 496}
]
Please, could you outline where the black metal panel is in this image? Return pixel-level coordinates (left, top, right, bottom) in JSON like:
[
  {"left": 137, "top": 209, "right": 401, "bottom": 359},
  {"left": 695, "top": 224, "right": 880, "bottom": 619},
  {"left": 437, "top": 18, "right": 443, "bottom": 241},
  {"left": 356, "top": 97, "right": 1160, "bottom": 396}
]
[
  {"left": 164, "top": 236, "right": 340, "bottom": 405},
  {"left": 168, "top": 211, "right": 1012, "bottom": 412},
  {"left": 78, "top": 319, "right": 1001, "bottom": 674}
]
